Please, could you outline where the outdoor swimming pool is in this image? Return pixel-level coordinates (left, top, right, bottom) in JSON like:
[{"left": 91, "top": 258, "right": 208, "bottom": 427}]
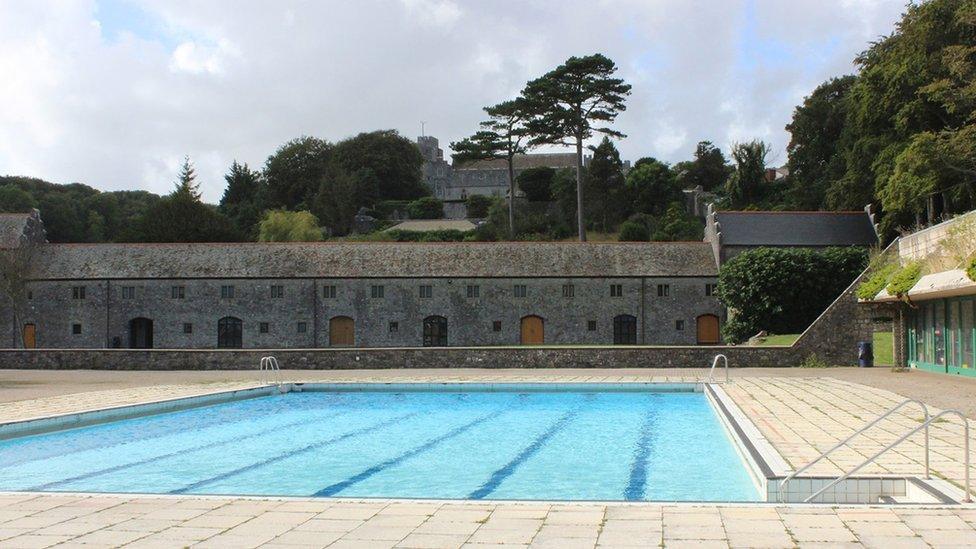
[{"left": 0, "top": 385, "right": 761, "bottom": 501}]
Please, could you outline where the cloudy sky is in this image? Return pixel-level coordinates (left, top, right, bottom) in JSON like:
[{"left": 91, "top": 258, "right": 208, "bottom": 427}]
[{"left": 0, "top": 0, "right": 906, "bottom": 202}]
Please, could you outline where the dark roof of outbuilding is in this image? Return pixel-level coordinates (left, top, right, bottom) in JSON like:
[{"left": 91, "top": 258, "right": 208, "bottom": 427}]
[
  {"left": 28, "top": 241, "right": 719, "bottom": 280},
  {"left": 0, "top": 213, "right": 31, "bottom": 248},
  {"left": 714, "top": 211, "right": 878, "bottom": 247}
]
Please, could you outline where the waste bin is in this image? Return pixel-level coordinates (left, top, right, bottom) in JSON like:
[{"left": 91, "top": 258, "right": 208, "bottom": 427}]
[{"left": 858, "top": 340, "right": 874, "bottom": 368}]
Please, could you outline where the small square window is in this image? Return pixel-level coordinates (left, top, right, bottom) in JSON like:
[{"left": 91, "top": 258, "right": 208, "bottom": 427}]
[
  {"left": 323, "top": 285, "right": 336, "bottom": 298},
  {"left": 419, "top": 285, "right": 433, "bottom": 298},
  {"left": 297, "top": 322, "right": 307, "bottom": 333},
  {"left": 610, "top": 284, "right": 622, "bottom": 297},
  {"left": 657, "top": 284, "right": 670, "bottom": 297},
  {"left": 171, "top": 286, "right": 185, "bottom": 299},
  {"left": 514, "top": 285, "right": 527, "bottom": 298},
  {"left": 389, "top": 321, "right": 399, "bottom": 333},
  {"left": 705, "top": 283, "right": 718, "bottom": 296},
  {"left": 562, "top": 284, "right": 574, "bottom": 298},
  {"left": 466, "top": 285, "right": 480, "bottom": 298},
  {"left": 121, "top": 286, "right": 135, "bottom": 299},
  {"left": 183, "top": 323, "right": 193, "bottom": 334},
  {"left": 221, "top": 285, "right": 235, "bottom": 299},
  {"left": 72, "top": 323, "right": 82, "bottom": 335},
  {"left": 492, "top": 321, "right": 502, "bottom": 332},
  {"left": 259, "top": 322, "right": 270, "bottom": 334},
  {"left": 675, "top": 320, "right": 685, "bottom": 331},
  {"left": 72, "top": 286, "right": 86, "bottom": 299},
  {"left": 271, "top": 285, "right": 284, "bottom": 298},
  {"left": 587, "top": 320, "right": 597, "bottom": 331},
  {"left": 371, "top": 285, "right": 385, "bottom": 298}
]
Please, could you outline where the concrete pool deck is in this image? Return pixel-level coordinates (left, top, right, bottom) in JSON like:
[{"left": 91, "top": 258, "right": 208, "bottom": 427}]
[{"left": 1, "top": 367, "right": 976, "bottom": 547}]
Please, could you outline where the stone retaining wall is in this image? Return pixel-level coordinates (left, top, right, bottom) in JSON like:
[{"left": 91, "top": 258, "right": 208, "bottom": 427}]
[{"left": 0, "top": 345, "right": 804, "bottom": 370}]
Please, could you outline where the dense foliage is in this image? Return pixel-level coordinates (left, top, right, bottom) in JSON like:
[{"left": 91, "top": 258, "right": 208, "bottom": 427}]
[
  {"left": 406, "top": 197, "right": 444, "bottom": 219},
  {"left": 885, "top": 262, "right": 923, "bottom": 297},
  {"left": 257, "top": 210, "right": 324, "bottom": 242},
  {"left": 718, "top": 247, "right": 869, "bottom": 343}
]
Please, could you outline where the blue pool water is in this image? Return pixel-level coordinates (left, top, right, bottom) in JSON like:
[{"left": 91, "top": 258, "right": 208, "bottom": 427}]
[{"left": 0, "top": 387, "right": 760, "bottom": 501}]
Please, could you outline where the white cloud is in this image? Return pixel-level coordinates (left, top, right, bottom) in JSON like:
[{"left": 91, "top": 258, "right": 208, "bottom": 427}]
[{"left": 0, "top": 0, "right": 906, "bottom": 202}]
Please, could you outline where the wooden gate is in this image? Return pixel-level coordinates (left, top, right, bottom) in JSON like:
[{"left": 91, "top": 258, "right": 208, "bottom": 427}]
[
  {"left": 22, "top": 324, "right": 35, "bottom": 349},
  {"left": 697, "top": 314, "right": 720, "bottom": 345},
  {"left": 329, "top": 316, "right": 354, "bottom": 347},
  {"left": 520, "top": 315, "right": 544, "bottom": 345}
]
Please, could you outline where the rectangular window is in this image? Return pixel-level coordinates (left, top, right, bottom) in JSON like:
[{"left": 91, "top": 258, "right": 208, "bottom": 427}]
[
  {"left": 389, "top": 321, "right": 399, "bottom": 333},
  {"left": 371, "top": 285, "right": 385, "bottom": 298},
  {"left": 705, "top": 283, "right": 718, "bottom": 296},
  {"left": 610, "top": 284, "right": 622, "bottom": 297},
  {"left": 72, "top": 323, "right": 82, "bottom": 335},
  {"left": 171, "top": 286, "right": 185, "bottom": 299},
  {"left": 259, "top": 322, "right": 270, "bottom": 334},
  {"left": 675, "top": 320, "right": 685, "bottom": 331},
  {"left": 183, "top": 323, "right": 193, "bottom": 334},
  {"left": 419, "top": 285, "right": 433, "bottom": 298},
  {"left": 221, "top": 285, "right": 235, "bottom": 299},
  {"left": 588, "top": 320, "right": 597, "bottom": 331},
  {"left": 492, "top": 321, "right": 502, "bottom": 332},
  {"left": 323, "top": 285, "right": 336, "bottom": 298},
  {"left": 657, "top": 284, "right": 670, "bottom": 297},
  {"left": 562, "top": 284, "right": 575, "bottom": 298},
  {"left": 27, "top": 291, "right": 32, "bottom": 300},
  {"left": 466, "top": 285, "right": 480, "bottom": 298},
  {"left": 271, "top": 285, "right": 284, "bottom": 298},
  {"left": 514, "top": 285, "right": 527, "bottom": 298},
  {"left": 72, "top": 286, "right": 86, "bottom": 299},
  {"left": 121, "top": 286, "right": 135, "bottom": 299},
  {"left": 297, "top": 322, "right": 307, "bottom": 333}
]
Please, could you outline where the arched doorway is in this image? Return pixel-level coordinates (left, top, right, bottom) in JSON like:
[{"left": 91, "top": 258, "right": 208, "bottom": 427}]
[
  {"left": 613, "top": 314, "right": 637, "bottom": 345},
  {"left": 697, "top": 314, "right": 720, "bottom": 345},
  {"left": 217, "top": 316, "right": 243, "bottom": 348},
  {"left": 129, "top": 317, "right": 154, "bottom": 349},
  {"left": 520, "top": 315, "right": 544, "bottom": 345},
  {"left": 423, "top": 315, "right": 448, "bottom": 347},
  {"left": 329, "top": 316, "right": 355, "bottom": 347},
  {"left": 22, "top": 324, "right": 35, "bottom": 349}
]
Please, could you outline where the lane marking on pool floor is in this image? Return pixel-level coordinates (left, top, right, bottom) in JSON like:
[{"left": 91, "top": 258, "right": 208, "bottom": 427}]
[
  {"left": 28, "top": 406, "right": 360, "bottom": 492},
  {"left": 624, "top": 407, "right": 657, "bottom": 501},
  {"left": 468, "top": 408, "right": 581, "bottom": 499},
  {"left": 313, "top": 409, "right": 510, "bottom": 497},
  {"left": 0, "top": 397, "right": 311, "bottom": 469},
  {"left": 170, "top": 411, "right": 423, "bottom": 495}
]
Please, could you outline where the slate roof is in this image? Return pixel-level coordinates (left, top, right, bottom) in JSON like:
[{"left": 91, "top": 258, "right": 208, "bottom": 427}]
[
  {"left": 454, "top": 153, "right": 577, "bottom": 171},
  {"left": 714, "top": 211, "right": 878, "bottom": 247},
  {"left": 0, "top": 213, "right": 31, "bottom": 248},
  {"left": 27, "top": 242, "right": 718, "bottom": 280}
]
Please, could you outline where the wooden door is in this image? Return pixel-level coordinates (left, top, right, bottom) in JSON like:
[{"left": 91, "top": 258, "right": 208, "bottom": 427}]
[
  {"left": 697, "top": 314, "right": 720, "bottom": 345},
  {"left": 520, "top": 316, "right": 544, "bottom": 345},
  {"left": 22, "top": 324, "right": 35, "bottom": 349},
  {"left": 329, "top": 316, "right": 354, "bottom": 347}
]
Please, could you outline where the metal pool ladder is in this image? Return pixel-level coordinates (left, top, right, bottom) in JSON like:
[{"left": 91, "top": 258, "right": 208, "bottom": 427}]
[
  {"left": 259, "top": 356, "right": 282, "bottom": 387},
  {"left": 707, "top": 354, "right": 728, "bottom": 383},
  {"left": 777, "top": 398, "right": 972, "bottom": 503}
]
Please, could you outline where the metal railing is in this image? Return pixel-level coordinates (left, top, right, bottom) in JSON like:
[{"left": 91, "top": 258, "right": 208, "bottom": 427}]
[
  {"left": 805, "top": 409, "right": 971, "bottom": 503},
  {"left": 777, "top": 399, "right": 931, "bottom": 501},
  {"left": 707, "top": 354, "right": 728, "bottom": 383},
  {"left": 259, "top": 355, "right": 281, "bottom": 387}
]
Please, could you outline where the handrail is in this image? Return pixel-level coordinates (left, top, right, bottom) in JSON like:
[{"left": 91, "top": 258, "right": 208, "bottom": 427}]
[
  {"left": 259, "top": 355, "right": 281, "bottom": 387},
  {"left": 805, "top": 409, "right": 970, "bottom": 503},
  {"left": 707, "top": 354, "right": 728, "bottom": 383},
  {"left": 777, "top": 399, "right": 929, "bottom": 502}
]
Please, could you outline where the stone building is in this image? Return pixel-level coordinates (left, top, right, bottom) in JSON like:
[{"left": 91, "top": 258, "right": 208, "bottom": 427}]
[
  {"left": 1, "top": 217, "right": 726, "bottom": 349},
  {"left": 704, "top": 206, "right": 879, "bottom": 266}
]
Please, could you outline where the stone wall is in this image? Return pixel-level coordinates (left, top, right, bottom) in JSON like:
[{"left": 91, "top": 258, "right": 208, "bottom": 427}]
[
  {"left": 11, "top": 276, "right": 725, "bottom": 349},
  {"left": 0, "top": 344, "right": 802, "bottom": 370}
]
